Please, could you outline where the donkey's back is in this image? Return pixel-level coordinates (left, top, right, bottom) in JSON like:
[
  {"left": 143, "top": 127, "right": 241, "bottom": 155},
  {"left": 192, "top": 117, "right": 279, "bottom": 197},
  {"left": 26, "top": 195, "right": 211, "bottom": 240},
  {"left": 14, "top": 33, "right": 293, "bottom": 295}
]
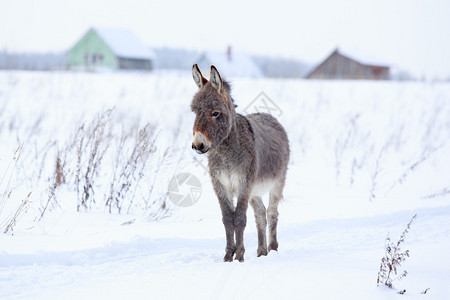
[{"left": 247, "top": 112, "right": 289, "bottom": 187}]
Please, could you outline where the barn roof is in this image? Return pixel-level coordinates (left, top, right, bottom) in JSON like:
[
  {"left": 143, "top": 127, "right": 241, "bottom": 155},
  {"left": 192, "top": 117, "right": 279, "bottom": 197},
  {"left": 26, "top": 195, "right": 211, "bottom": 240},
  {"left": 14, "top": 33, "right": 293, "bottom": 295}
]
[
  {"left": 333, "top": 48, "right": 390, "bottom": 68},
  {"left": 195, "top": 50, "right": 263, "bottom": 78},
  {"left": 93, "top": 27, "right": 155, "bottom": 60},
  {"left": 305, "top": 48, "right": 391, "bottom": 79}
]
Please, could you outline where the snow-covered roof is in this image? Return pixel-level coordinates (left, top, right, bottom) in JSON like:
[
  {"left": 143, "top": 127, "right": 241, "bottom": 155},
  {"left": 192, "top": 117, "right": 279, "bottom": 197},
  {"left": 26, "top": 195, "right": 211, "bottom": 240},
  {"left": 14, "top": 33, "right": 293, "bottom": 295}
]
[
  {"left": 195, "top": 50, "right": 263, "bottom": 78},
  {"left": 336, "top": 48, "right": 390, "bottom": 67},
  {"left": 94, "top": 27, "right": 155, "bottom": 60}
]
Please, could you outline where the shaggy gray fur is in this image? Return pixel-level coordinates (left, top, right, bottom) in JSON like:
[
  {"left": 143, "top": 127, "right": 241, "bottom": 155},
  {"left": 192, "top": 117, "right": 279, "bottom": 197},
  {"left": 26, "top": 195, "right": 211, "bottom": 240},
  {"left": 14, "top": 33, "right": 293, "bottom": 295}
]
[{"left": 191, "top": 65, "right": 289, "bottom": 262}]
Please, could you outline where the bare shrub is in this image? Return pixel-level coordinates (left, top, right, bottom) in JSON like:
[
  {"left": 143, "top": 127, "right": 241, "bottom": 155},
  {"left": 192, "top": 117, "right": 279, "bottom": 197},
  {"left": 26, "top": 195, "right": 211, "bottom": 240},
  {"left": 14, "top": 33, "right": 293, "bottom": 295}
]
[
  {"left": 106, "top": 123, "right": 157, "bottom": 213},
  {"left": 377, "top": 214, "right": 417, "bottom": 289},
  {"left": 387, "top": 146, "right": 442, "bottom": 194},
  {"left": 3, "top": 192, "right": 32, "bottom": 234},
  {"left": 334, "top": 113, "right": 372, "bottom": 185},
  {"left": 39, "top": 149, "right": 66, "bottom": 220},
  {"left": 368, "top": 143, "right": 389, "bottom": 201},
  {"left": 0, "top": 146, "right": 22, "bottom": 215},
  {"left": 0, "top": 146, "right": 33, "bottom": 234},
  {"left": 75, "top": 109, "right": 113, "bottom": 211},
  {"left": 145, "top": 147, "right": 172, "bottom": 221},
  {"left": 146, "top": 195, "right": 171, "bottom": 221},
  {"left": 422, "top": 186, "right": 450, "bottom": 199},
  {"left": 2, "top": 104, "right": 175, "bottom": 221},
  {"left": 334, "top": 114, "right": 360, "bottom": 182},
  {"left": 55, "top": 151, "right": 66, "bottom": 188},
  {"left": 36, "top": 108, "right": 172, "bottom": 218}
]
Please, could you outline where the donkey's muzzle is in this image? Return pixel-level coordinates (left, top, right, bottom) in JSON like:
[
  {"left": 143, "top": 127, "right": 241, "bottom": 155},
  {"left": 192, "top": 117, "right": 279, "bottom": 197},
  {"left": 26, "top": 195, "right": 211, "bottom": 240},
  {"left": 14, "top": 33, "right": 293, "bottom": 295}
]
[
  {"left": 192, "top": 142, "right": 209, "bottom": 154},
  {"left": 192, "top": 131, "right": 211, "bottom": 154}
]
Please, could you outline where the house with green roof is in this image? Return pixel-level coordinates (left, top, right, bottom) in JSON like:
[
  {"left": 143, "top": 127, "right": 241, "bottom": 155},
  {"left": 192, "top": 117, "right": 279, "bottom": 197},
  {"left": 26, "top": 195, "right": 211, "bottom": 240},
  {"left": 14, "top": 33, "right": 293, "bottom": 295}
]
[{"left": 67, "top": 27, "right": 154, "bottom": 71}]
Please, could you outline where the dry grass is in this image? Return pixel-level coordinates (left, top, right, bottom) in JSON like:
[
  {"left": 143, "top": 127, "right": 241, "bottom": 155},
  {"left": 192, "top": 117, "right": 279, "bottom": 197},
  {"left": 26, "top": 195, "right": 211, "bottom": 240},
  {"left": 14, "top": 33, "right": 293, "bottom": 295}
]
[
  {"left": 377, "top": 214, "right": 417, "bottom": 289},
  {"left": 106, "top": 123, "right": 157, "bottom": 213},
  {"left": 5, "top": 107, "right": 181, "bottom": 221}
]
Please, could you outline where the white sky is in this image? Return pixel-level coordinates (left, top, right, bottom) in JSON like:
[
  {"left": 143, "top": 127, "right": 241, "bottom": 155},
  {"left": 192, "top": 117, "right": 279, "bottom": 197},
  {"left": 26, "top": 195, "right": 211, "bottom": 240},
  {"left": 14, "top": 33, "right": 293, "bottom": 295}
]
[{"left": 1, "top": 0, "right": 449, "bottom": 79}]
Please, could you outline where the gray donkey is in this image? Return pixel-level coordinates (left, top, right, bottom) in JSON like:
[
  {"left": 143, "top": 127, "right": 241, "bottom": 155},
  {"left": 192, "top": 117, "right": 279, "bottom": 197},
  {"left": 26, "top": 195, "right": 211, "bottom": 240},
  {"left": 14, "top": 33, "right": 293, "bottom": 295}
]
[{"left": 191, "top": 64, "right": 290, "bottom": 262}]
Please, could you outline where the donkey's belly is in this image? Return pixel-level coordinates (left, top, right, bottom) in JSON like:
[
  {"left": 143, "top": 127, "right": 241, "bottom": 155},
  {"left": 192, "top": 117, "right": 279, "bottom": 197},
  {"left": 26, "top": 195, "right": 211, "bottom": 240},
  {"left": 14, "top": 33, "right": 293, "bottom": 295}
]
[
  {"left": 251, "top": 178, "right": 276, "bottom": 197},
  {"left": 217, "top": 170, "right": 276, "bottom": 200},
  {"left": 218, "top": 170, "right": 241, "bottom": 199}
]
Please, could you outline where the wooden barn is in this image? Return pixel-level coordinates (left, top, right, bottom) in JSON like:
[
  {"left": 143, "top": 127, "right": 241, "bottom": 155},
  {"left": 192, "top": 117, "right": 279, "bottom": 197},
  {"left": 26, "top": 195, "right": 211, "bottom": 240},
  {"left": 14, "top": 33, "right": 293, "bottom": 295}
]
[
  {"left": 306, "top": 49, "right": 390, "bottom": 80},
  {"left": 67, "top": 28, "right": 154, "bottom": 71}
]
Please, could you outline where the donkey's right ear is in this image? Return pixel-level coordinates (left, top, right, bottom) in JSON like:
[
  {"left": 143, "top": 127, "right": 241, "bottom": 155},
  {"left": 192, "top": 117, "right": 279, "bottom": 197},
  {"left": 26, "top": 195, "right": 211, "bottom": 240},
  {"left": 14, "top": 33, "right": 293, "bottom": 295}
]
[{"left": 192, "top": 64, "right": 208, "bottom": 89}]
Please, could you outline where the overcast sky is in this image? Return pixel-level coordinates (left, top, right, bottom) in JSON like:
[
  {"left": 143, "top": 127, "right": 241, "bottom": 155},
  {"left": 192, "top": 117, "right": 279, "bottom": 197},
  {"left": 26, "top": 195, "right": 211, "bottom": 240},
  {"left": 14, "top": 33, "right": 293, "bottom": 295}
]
[{"left": 1, "top": 0, "right": 449, "bottom": 79}]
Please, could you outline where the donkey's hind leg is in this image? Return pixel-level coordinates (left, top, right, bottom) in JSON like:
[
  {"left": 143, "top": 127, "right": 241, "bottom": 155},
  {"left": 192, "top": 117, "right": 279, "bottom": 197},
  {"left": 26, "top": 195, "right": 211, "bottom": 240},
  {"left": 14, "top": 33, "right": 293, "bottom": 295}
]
[
  {"left": 250, "top": 196, "right": 268, "bottom": 257},
  {"left": 267, "top": 177, "right": 285, "bottom": 252}
]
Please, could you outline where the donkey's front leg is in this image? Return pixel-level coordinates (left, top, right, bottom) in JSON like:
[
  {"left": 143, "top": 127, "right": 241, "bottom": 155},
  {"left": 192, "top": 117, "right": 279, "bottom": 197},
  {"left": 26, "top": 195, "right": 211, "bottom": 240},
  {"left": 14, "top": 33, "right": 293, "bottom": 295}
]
[
  {"left": 218, "top": 196, "right": 236, "bottom": 262},
  {"left": 234, "top": 194, "right": 249, "bottom": 262}
]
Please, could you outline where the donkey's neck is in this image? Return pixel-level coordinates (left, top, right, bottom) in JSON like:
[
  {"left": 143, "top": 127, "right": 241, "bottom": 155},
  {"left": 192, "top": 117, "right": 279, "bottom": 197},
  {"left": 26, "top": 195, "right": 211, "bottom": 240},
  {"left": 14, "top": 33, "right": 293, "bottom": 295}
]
[
  {"left": 222, "top": 114, "right": 240, "bottom": 146},
  {"left": 214, "top": 113, "right": 250, "bottom": 155}
]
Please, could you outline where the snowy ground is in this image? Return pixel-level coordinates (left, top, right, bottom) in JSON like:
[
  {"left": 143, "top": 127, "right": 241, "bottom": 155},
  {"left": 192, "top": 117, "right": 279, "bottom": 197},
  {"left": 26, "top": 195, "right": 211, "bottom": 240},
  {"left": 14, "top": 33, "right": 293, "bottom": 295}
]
[{"left": 1, "top": 71, "right": 449, "bottom": 299}]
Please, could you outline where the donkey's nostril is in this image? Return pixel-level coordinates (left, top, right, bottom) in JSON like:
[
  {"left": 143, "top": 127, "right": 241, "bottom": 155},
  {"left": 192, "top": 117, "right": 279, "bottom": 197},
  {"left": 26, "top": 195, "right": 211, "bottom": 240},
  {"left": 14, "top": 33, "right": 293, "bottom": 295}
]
[{"left": 192, "top": 143, "right": 205, "bottom": 151}]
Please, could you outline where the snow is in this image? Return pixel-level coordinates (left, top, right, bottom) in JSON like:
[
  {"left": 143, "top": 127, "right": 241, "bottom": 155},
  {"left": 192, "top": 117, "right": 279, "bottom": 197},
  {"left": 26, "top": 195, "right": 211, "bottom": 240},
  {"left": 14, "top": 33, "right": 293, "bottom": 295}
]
[
  {"left": 336, "top": 47, "right": 392, "bottom": 67},
  {"left": 94, "top": 27, "right": 155, "bottom": 60},
  {"left": 195, "top": 50, "right": 264, "bottom": 78},
  {"left": 1, "top": 71, "right": 450, "bottom": 299}
]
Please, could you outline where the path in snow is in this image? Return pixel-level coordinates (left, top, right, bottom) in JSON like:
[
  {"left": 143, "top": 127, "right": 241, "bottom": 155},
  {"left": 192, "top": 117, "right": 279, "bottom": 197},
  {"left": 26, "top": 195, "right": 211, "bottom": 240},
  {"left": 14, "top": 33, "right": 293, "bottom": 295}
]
[{"left": 1, "top": 205, "right": 449, "bottom": 299}]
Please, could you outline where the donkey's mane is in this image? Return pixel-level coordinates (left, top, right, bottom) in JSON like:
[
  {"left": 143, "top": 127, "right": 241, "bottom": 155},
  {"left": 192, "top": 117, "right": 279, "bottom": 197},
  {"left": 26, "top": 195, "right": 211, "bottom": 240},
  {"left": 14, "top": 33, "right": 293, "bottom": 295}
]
[{"left": 222, "top": 79, "right": 237, "bottom": 107}]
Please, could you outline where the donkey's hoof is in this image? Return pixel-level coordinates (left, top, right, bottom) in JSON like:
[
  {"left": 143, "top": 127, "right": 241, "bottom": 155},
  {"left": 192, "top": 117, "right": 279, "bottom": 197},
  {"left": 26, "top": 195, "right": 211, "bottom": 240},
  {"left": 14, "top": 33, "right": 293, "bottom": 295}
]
[
  {"left": 234, "top": 247, "right": 245, "bottom": 262},
  {"left": 257, "top": 247, "right": 268, "bottom": 257},
  {"left": 268, "top": 241, "right": 278, "bottom": 252},
  {"left": 234, "top": 254, "right": 245, "bottom": 262},
  {"left": 235, "top": 256, "right": 245, "bottom": 262},
  {"left": 223, "top": 252, "right": 234, "bottom": 262},
  {"left": 223, "top": 247, "right": 236, "bottom": 262}
]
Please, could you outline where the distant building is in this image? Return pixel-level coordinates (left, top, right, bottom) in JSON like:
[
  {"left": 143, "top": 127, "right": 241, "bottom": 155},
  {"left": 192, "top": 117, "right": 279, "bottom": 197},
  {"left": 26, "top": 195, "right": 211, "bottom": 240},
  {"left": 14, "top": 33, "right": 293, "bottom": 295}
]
[
  {"left": 67, "top": 27, "right": 154, "bottom": 71},
  {"left": 252, "top": 55, "right": 312, "bottom": 78},
  {"left": 195, "top": 47, "right": 263, "bottom": 78},
  {"left": 152, "top": 47, "right": 199, "bottom": 70},
  {"left": 306, "top": 48, "right": 390, "bottom": 80}
]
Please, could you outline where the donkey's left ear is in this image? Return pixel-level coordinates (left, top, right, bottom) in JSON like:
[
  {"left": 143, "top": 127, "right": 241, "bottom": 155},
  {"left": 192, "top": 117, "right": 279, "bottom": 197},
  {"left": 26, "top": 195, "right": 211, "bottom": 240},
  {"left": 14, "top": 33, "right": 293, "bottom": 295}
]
[
  {"left": 210, "top": 65, "right": 222, "bottom": 93},
  {"left": 192, "top": 64, "right": 207, "bottom": 89}
]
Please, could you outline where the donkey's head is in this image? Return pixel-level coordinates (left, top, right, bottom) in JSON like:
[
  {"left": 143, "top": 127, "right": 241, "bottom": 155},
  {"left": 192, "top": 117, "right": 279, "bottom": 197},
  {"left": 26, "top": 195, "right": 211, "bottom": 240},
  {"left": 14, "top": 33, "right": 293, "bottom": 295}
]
[{"left": 191, "top": 64, "right": 236, "bottom": 154}]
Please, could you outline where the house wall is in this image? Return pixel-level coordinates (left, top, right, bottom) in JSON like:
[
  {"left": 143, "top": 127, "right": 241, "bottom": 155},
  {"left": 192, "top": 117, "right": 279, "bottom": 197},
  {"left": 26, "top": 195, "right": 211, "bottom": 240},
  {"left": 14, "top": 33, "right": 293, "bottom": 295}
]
[
  {"left": 118, "top": 57, "right": 152, "bottom": 70},
  {"left": 67, "top": 29, "right": 117, "bottom": 70},
  {"left": 307, "top": 52, "right": 390, "bottom": 80}
]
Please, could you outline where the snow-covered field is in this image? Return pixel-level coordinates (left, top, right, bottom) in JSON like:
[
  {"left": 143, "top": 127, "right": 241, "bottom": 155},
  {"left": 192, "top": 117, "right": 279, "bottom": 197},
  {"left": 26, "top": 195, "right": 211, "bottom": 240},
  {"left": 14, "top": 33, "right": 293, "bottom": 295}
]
[{"left": 1, "top": 71, "right": 449, "bottom": 299}]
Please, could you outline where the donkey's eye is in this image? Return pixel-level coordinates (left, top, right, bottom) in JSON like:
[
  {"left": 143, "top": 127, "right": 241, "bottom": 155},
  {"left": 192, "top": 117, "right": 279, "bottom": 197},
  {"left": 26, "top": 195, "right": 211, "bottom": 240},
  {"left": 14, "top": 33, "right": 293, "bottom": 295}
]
[{"left": 211, "top": 111, "right": 220, "bottom": 118}]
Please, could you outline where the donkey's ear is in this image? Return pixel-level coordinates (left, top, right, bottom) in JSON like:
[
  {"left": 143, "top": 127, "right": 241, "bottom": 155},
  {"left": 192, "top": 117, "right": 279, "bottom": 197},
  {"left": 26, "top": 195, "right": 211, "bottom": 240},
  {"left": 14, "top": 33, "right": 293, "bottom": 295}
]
[
  {"left": 210, "top": 65, "right": 222, "bottom": 93},
  {"left": 192, "top": 64, "right": 207, "bottom": 89}
]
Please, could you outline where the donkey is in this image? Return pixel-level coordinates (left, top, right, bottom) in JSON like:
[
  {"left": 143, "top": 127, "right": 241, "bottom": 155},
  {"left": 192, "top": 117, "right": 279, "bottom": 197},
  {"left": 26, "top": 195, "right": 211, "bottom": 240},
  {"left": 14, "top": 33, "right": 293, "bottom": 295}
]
[{"left": 190, "top": 64, "right": 290, "bottom": 262}]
